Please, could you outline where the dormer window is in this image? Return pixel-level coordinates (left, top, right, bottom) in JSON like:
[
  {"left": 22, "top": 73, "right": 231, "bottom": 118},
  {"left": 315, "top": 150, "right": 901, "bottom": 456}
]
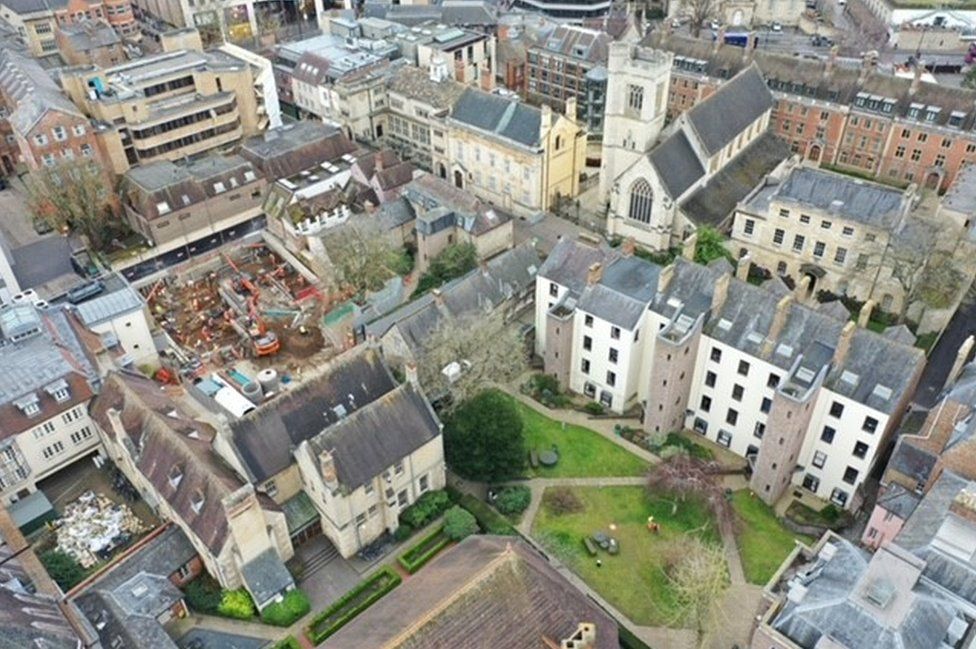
[
  {"left": 14, "top": 394, "right": 40, "bottom": 417},
  {"left": 925, "top": 107, "right": 940, "bottom": 123},
  {"left": 949, "top": 111, "right": 965, "bottom": 128},
  {"left": 44, "top": 379, "right": 70, "bottom": 403},
  {"left": 190, "top": 490, "right": 205, "bottom": 514},
  {"left": 168, "top": 464, "right": 183, "bottom": 488},
  {"left": 908, "top": 103, "right": 923, "bottom": 120}
]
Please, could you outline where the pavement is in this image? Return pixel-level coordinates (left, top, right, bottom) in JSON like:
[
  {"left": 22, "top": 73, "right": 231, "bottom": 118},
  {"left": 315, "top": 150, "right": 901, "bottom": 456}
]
[{"left": 913, "top": 282, "right": 976, "bottom": 408}]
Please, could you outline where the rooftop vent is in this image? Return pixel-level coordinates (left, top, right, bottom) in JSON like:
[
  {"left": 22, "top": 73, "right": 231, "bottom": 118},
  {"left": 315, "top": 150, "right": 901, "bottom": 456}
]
[{"left": 863, "top": 578, "right": 896, "bottom": 609}]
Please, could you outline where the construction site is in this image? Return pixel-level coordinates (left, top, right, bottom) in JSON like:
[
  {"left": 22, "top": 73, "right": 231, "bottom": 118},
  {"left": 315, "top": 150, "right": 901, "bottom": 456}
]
[{"left": 141, "top": 242, "right": 339, "bottom": 378}]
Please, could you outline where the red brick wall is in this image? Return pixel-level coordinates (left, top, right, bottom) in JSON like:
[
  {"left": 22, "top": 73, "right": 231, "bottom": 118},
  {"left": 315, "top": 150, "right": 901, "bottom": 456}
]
[{"left": 168, "top": 555, "right": 204, "bottom": 588}]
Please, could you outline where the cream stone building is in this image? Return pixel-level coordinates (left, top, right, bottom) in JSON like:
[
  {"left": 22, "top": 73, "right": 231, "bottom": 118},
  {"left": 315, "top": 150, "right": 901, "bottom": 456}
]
[
  {"left": 92, "top": 372, "right": 296, "bottom": 611},
  {"left": 59, "top": 45, "right": 269, "bottom": 174},
  {"left": 606, "top": 64, "right": 788, "bottom": 251},
  {"left": 667, "top": 0, "right": 806, "bottom": 27},
  {"left": 215, "top": 347, "right": 446, "bottom": 558},
  {"left": 436, "top": 88, "right": 585, "bottom": 217},
  {"left": 598, "top": 42, "right": 672, "bottom": 204}
]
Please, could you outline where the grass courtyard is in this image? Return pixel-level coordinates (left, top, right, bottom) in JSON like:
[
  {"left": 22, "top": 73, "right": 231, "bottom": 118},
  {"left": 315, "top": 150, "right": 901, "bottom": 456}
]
[
  {"left": 731, "top": 490, "right": 813, "bottom": 585},
  {"left": 531, "top": 485, "right": 720, "bottom": 626},
  {"left": 511, "top": 398, "right": 650, "bottom": 478}
]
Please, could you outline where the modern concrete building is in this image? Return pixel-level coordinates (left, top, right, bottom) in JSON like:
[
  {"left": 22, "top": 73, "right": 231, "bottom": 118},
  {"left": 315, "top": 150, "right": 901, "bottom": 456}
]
[
  {"left": 60, "top": 46, "right": 270, "bottom": 173},
  {"left": 535, "top": 237, "right": 924, "bottom": 510}
]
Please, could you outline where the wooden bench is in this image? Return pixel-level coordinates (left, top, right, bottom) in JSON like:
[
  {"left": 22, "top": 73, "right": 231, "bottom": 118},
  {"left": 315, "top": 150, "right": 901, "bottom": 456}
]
[
  {"left": 530, "top": 450, "right": 539, "bottom": 469},
  {"left": 583, "top": 536, "right": 598, "bottom": 556}
]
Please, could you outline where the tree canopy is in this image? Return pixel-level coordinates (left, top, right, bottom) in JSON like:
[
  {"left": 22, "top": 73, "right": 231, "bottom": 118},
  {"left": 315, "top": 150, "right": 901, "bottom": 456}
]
[
  {"left": 25, "top": 159, "right": 115, "bottom": 250},
  {"left": 443, "top": 389, "right": 526, "bottom": 482}
]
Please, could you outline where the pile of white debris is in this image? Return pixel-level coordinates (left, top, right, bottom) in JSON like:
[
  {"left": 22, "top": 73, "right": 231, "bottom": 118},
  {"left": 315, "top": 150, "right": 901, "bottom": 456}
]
[{"left": 54, "top": 491, "right": 147, "bottom": 568}]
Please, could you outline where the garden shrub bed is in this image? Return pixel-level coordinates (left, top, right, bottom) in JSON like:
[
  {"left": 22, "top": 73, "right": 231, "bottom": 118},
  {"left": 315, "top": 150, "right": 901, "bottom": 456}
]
[
  {"left": 785, "top": 501, "right": 851, "bottom": 531},
  {"left": 457, "top": 494, "right": 519, "bottom": 536},
  {"left": 261, "top": 589, "right": 311, "bottom": 627},
  {"left": 305, "top": 566, "right": 401, "bottom": 645},
  {"left": 399, "top": 490, "right": 452, "bottom": 530},
  {"left": 274, "top": 636, "right": 301, "bottom": 649},
  {"left": 398, "top": 526, "right": 450, "bottom": 574}
]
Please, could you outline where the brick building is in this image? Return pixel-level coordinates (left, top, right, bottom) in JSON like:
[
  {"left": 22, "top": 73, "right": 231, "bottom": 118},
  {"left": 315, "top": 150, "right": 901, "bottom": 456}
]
[{"left": 647, "top": 32, "right": 976, "bottom": 191}]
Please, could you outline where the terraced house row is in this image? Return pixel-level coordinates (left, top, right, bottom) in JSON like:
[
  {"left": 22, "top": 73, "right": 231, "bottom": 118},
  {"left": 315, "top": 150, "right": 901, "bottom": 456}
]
[{"left": 648, "top": 32, "right": 976, "bottom": 191}]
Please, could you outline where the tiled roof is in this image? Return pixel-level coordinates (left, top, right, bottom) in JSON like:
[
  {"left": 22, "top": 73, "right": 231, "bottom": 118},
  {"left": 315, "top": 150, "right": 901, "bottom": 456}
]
[
  {"left": 326, "top": 536, "right": 618, "bottom": 649},
  {"left": 648, "top": 129, "right": 705, "bottom": 199}
]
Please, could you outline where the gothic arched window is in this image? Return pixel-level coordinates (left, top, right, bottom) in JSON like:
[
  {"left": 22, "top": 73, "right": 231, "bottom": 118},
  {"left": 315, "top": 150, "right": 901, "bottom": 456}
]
[{"left": 628, "top": 179, "right": 653, "bottom": 224}]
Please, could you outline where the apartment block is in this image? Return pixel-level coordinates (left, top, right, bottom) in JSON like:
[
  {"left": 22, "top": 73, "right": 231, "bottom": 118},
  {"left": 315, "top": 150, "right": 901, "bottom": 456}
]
[
  {"left": 649, "top": 32, "right": 976, "bottom": 192},
  {"left": 536, "top": 238, "right": 923, "bottom": 509},
  {"left": 605, "top": 62, "right": 787, "bottom": 251},
  {"left": 91, "top": 371, "right": 296, "bottom": 610},
  {"left": 60, "top": 46, "right": 267, "bottom": 174},
  {"left": 120, "top": 153, "right": 265, "bottom": 252},
  {"left": 436, "top": 87, "right": 585, "bottom": 217},
  {"left": 0, "top": 48, "right": 102, "bottom": 173},
  {"left": 391, "top": 21, "right": 495, "bottom": 89},
  {"left": 525, "top": 25, "right": 609, "bottom": 135},
  {"left": 0, "top": 303, "right": 102, "bottom": 506}
]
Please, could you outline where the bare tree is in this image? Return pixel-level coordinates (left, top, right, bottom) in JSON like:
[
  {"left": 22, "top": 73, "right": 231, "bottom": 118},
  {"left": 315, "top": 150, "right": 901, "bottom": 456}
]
[
  {"left": 25, "top": 159, "right": 115, "bottom": 251},
  {"left": 868, "top": 217, "right": 969, "bottom": 324},
  {"left": 665, "top": 537, "right": 729, "bottom": 647},
  {"left": 647, "top": 454, "right": 732, "bottom": 527},
  {"left": 324, "top": 221, "right": 406, "bottom": 296},
  {"left": 417, "top": 311, "right": 528, "bottom": 408},
  {"left": 677, "top": 0, "right": 718, "bottom": 37}
]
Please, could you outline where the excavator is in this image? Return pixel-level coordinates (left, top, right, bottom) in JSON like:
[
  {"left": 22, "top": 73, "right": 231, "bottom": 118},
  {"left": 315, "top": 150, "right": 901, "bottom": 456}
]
[{"left": 224, "top": 253, "right": 281, "bottom": 357}]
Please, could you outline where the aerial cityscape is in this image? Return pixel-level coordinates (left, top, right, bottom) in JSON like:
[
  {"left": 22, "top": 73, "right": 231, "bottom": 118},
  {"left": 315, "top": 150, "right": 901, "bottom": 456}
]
[{"left": 2, "top": 0, "right": 976, "bottom": 647}]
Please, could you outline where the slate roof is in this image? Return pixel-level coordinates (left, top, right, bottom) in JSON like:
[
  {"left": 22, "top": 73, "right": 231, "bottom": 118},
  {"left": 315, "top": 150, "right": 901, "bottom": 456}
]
[
  {"left": 770, "top": 539, "right": 963, "bottom": 649},
  {"left": 325, "top": 536, "right": 618, "bottom": 649},
  {"left": 239, "top": 122, "right": 357, "bottom": 180},
  {"left": 578, "top": 255, "right": 661, "bottom": 329},
  {"left": 760, "top": 166, "right": 908, "bottom": 229},
  {"left": 240, "top": 548, "right": 295, "bottom": 607},
  {"left": 537, "top": 237, "right": 617, "bottom": 298},
  {"left": 387, "top": 64, "right": 466, "bottom": 109},
  {"left": 0, "top": 306, "right": 98, "bottom": 438},
  {"left": 72, "top": 525, "right": 195, "bottom": 649},
  {"left": 59, "top": 20, "right": 122, "bottom": 51},
  {"left": 8, "top": 235, "right": 76, "bottom": 290},
  {"left": 73, "top": 278, "right": 144, "bottom": 327},
  {"left": 374, "top": 197, "right": 416, "bottom": 230},
  {"left": 90, "top": 372, "right": 248, "bottom": 554},
  {"left": 942, "top": 163, "right": 976, "bottom": 215},
  {"left": 681, "top": 131, "right": 789, "bottom": 226},
  {"left": 0, "top": 48, "right": 85, "bottom": 137},
  {"left": 686, "top": 65, "right": 773, "bottom": 157},
  {"left": 648, "top": 129, "right": 706, "bottom": 199},
  {"left": 228, "top": 348, "right": 396, "bottom": 483},
  {"left": 305, "top": 382, "right": 440, "bottom": 490},
  {"left": 877, "top": 482, "right": 922, "bottom": 520},
  {"left": 532, "top": 25, "right": 610, "bottom": 65},
  {"left": 886, "top": 437, "right": 938, "bottom": 485},
  {"left": 406, "top": 173, "right": 512, "bottom": 236},
  {"left": 450, "top": 89, "right": 543, "bottom": 148},
  {"left": 365, "top": 243, "right": 539, "bottom": 352},
  {"left": 0, "top": 0, "right": 67, "bottom": 13},
  {"left": 649, "top": 32, "right": 976, "bottom": 132}
]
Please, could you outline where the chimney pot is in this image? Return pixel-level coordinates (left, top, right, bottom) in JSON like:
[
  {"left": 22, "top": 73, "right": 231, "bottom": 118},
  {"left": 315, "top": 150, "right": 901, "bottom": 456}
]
[{"left": 586, "top": 262, "right": 603, "bottom": 286}]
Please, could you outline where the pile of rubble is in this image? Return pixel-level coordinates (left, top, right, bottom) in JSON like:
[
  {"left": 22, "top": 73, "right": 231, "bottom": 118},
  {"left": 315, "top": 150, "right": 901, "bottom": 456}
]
[{"left": 54, "top": 491, "right": 147, "bottom": 568}]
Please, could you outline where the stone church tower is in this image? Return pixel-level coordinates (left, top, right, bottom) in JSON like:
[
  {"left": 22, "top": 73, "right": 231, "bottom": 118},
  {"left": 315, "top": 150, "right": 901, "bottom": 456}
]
[{"left": 598, "top": 42, "right": 672, "bottom": 205}]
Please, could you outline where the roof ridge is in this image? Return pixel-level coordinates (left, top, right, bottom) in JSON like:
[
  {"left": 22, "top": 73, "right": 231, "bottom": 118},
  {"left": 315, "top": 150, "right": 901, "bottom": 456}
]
[{"left": 380, "top": 541, "right": 518, "bottom": 648}]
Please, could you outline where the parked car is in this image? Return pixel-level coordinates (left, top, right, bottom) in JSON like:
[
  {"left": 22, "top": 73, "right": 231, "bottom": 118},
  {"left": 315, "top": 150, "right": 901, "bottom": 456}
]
[{"left": 771, "top": 21, "right": 783, "bottom": 32}]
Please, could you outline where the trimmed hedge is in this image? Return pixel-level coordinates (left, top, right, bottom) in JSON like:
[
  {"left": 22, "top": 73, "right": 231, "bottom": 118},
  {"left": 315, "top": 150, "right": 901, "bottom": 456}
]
[
  {"left": 261, "top": 589, "right": 311, "bottom": 627},
  {"left": 457, "top": 494, "right": 518, "bottom": 536},
  {"left": 399, "top": 490, "right": 452, "bottom": 529},
  {"left": 274, "top": 636, "right": 301, "bottom": 649},
  {"left": 494, "top": 486, "right": 531, "bottom": 516},
  {"left": 398, "top": 526, "right": 450, "bottom": 574},
  {"left": 305, "top": 566, "right": 401, "bottom": 645}
]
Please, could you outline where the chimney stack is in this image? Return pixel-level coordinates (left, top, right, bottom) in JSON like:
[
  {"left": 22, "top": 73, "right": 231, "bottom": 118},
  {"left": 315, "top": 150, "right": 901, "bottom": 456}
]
[
  {"left": 404, "top": 362, "right": 419, "bottom": 386},
  {"left": 858, "top": 50, "right": 878, "bottom": 84},
  {"left": 657, "top": 263, "right": 675, "bottom": 293},
  {"left": 621, "top": 237, "right": 635, "bottom": 257},
  {"left": 586, "top": 262, "right": 603, "bottom": 286},
  {"left": 762, "top": 295, "right": 794, "bottom": 356},
  {"left": 857, "top": 300, "right": 876, "bottom": 328},
  {"left": 910, "top": 60, "right": 924, "bottom": 95},
  {"left": 833, "top": 321, "right": 857, "bottom": 368},
  {"left": 711, "top": 270, "right": 732, "bottom": 313},
  {"left": 319, "top": 449, "right": 339, "bottom": 491},
  {"left": 540, "top": 104, "right": 553, "bottom": 136},
  {"left": 945, "top": 335, "right": 975, "bottom": 391},
  {"left": 735, "top": 253, "right": 751, "bottom": 282},
  {"left": 714, "top": 27, "right": 726, "bottom": 55},
  {"left": 825, "top": 45, "right": 839, "bottom": 78},
  {"left": 682, "top": 231, "right": 698, "bottom": 261},
  {"left": 565, "top": 96, "right": 577, "bottom": 121},
  {"left": 432, "top": 288, "right": 444, "bottom": 305}
]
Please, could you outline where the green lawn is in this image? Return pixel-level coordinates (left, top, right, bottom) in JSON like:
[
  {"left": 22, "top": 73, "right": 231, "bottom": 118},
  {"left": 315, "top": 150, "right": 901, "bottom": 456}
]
[
  {"left": 731, "top": 491, "right": 813, "bottom": 585},
  {"left": 531, "top": 486, "right": 720, "bottom": 626},
  {"left": 513, "top": 399, "right": 650, "bottom": 478}
]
